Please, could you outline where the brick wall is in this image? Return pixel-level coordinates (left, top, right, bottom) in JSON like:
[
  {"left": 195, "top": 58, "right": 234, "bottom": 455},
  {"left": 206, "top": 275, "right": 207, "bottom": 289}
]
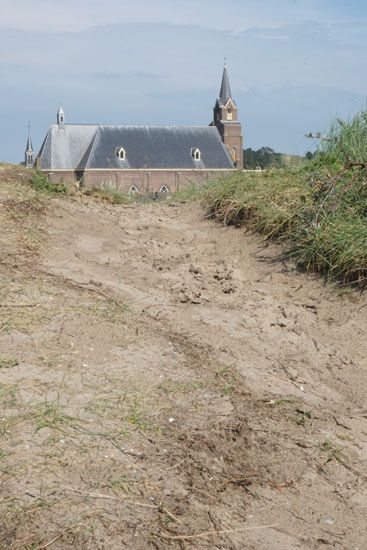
[
  {"left": 82, "top": 170, "right": 235, "bottom": 193},
  {"left": 47, "top": 171, "right": 77, "bottom": 186},
  {"left": 43, "top": 169, "right": 235, "bottom": 193}
]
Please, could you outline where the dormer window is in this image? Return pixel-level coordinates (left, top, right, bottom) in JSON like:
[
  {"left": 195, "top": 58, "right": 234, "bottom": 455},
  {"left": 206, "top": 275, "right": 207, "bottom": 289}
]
[
  {"left": 116, "top": 147, "right": 126, "bottom": 161},
  {"left": 191, "top": 148, "right": 201, "bottom": 161}
]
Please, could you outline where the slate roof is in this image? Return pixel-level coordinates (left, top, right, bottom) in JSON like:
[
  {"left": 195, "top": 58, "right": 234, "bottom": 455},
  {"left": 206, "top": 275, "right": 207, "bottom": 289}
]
[
  {"left": 38, "top": 124, "right": 235, "bottom": 170},
  {"left": 38, "top": 124, "right": 98, "bottom": 170}
]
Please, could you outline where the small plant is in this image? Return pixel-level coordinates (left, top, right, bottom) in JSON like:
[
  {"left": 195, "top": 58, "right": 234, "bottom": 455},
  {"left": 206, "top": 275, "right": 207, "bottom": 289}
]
[
  {"left": 32, "top": 402, "right": 80, "bottom": 433},
  {"left": 294, "top": 408, "right": 312, "bottom": 427},
  {"left": 319, "top": 439, "right": 345, "bottom": 464},
  {"left": 127, "top": 399, "right": 150, "bottom": 431},
  {"left": 215, "top": 366, "right": 237, "bottom": 396},
  {"left": 0, "top": 357, "right": 18, "bottom": 369}
]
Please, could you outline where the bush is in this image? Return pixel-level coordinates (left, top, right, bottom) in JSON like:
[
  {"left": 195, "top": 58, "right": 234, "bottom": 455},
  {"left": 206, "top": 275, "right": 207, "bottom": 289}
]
[{"left": 29, "top": 172, "right": 67, "bottom": 194}]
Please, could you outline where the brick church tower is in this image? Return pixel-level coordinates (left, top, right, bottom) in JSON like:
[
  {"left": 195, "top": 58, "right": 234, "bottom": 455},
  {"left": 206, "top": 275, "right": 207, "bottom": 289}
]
[{"left": 212, "top": 64, "right": 243, "bottom": 169}]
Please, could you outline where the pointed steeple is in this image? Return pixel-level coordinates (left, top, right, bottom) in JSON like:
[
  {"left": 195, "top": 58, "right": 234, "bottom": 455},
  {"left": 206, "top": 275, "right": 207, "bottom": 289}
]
[
  {"left": 26, "top": 134, "right": 33, "bottom": 153},
  {"left": 24, "top": 123, "right": 34, "bottom": 168},
  {"left": 219, "top": 63, "right": 232, "bottom": 105},
  {"left": 212, "top": 62, "right": 243, "bottom": 169}
]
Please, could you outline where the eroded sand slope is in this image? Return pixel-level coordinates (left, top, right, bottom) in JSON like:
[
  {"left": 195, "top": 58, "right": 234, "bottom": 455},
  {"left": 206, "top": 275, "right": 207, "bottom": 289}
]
[{"left": 1, "top": 194, "right": 366, "bottom": 549}]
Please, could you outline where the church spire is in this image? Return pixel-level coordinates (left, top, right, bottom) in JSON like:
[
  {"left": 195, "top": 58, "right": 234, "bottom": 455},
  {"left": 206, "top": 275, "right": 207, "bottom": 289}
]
[
  {"left": 212, "top": 62, "right": 243, "bottom": 170},
  {"left": 24, "top": 122, "right": 34, "bottom": 168},
  {"left": 57, "top": 105, "right": 65, "bottom": 126},
  {"left": 219, "top": 62, "right": 232, "bottom": 105},
  {"left": 26, "top": 134, "right": 33, "bottom": 153}
]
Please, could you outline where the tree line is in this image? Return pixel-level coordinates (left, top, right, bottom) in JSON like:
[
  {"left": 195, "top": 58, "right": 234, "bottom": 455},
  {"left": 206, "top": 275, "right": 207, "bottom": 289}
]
[{"left": 243, "top": 147, "right": 313, "bottom": 169}]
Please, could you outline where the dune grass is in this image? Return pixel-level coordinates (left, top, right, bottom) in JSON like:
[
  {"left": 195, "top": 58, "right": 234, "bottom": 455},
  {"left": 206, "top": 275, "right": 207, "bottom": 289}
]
[
  {"left": 204, "top": 111, "right": 367, "bottom": 288},
  {"left": 82, "top": 185, "right": 129, "bottom": 204}
]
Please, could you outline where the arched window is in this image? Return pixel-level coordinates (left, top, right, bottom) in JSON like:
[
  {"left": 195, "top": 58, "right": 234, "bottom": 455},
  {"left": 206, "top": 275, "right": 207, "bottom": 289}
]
[
  {"left": 227, "top": 107, "right": 233, "bottom": 121},
  {"left": 116, "top": 147, "right": 126, "bottom": 160},
  {"left": 128, "top": 185, "right": 139, "bottom": 195},
  {"left": 159, "top": 185, "right": 170, "bottom": 193}
]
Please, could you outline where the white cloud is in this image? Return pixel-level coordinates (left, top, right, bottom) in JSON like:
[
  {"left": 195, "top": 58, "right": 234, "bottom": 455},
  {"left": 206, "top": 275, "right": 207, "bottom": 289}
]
[{"left": 0, "top": 0, "right": 363, "bottom": 33}]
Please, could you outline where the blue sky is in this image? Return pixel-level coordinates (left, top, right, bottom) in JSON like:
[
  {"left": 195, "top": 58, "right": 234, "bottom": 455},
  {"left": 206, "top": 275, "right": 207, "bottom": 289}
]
[{"left": 1, "top": 0, "right": 366, "bottom": 162}]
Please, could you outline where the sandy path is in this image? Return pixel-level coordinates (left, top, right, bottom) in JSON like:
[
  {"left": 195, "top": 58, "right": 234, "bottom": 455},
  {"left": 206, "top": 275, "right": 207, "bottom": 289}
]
[{"left": 1, "top": 195, "right": 366, "bottom": 549}]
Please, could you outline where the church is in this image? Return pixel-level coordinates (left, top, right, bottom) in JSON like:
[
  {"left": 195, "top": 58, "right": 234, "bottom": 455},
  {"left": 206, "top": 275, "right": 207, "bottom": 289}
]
[{"left": 25, "top": 65, "right": 243, "bottom": 194}]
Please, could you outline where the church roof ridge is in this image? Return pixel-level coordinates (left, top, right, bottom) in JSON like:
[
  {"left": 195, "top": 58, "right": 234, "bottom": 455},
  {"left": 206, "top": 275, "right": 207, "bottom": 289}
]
[{"left": 50, "top": 123, "right": 216, "bottom": 129}]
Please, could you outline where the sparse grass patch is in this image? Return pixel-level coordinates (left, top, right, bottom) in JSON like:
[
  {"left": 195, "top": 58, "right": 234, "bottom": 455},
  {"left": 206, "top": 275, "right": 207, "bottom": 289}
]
[
  {"left": 88, "top": 299, "right": 127, "bottom": 323},
  {"left": 0, "top": 382, "right": 19, "bottom": 408},
  {"left": 85, "top": 389, "right": 153, "bottom": 433},
  {"left": 169, "top": 182, "right": 210, "bottom": 203},
  {"left": 319, "top": 439, "right": 345, "bottom": 464},
  {"left": 83, "top": 185, "right": 129, "bottom": 205},
  {"left": 30, "top": 401, "right": 81, "bottom": 433},
  {"left": 0, "top": 301, "right": 53, "bottom": 333},
  {"left": 0, "top": 357, "right": 18, "bottom": 369},
  {"left": 157, "top": 378, "right": 205, "bottom": 395},
  {"left": 215, "top": 365, "right": 238, "bottom": 396},
  {"left": 127, "top": 397, "right": 151, "bottom": 431}
]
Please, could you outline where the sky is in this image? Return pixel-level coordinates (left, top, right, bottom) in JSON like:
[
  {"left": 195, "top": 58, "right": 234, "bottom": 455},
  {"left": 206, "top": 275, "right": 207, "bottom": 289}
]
[{"left": 1, "top": 0, "right": 366, "bottom": 162}]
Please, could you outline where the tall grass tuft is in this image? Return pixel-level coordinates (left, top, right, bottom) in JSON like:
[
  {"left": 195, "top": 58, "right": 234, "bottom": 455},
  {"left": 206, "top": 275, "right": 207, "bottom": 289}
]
[{"left": 321, "top": 111, "right": 367, "bottom": 168}]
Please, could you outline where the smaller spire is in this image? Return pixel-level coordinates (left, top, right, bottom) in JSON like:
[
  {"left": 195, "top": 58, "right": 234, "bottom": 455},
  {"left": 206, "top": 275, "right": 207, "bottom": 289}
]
[
  {"left": 219, "top": 62, "right": 232, "bottom": 105},
  {"left": 24, "top": 122, "right": 34, "bottom": 168},
  {"left": 26, "top": 135, "right": 33, "bottom": 152},
  {"left": 57, "top": 105, "right": 65, "bottom": 125}
]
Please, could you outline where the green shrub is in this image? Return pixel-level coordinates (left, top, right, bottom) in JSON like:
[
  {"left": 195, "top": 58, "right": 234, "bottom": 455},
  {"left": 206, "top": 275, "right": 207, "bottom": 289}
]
[{"left": 29, "top": 172, "right": 67, "bottom": 194}]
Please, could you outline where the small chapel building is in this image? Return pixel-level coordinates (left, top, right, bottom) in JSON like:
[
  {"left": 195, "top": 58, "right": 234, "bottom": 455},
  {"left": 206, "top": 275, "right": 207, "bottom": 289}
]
[{"left": 27, "top": 65, "right": 243, "bottom": 194}]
